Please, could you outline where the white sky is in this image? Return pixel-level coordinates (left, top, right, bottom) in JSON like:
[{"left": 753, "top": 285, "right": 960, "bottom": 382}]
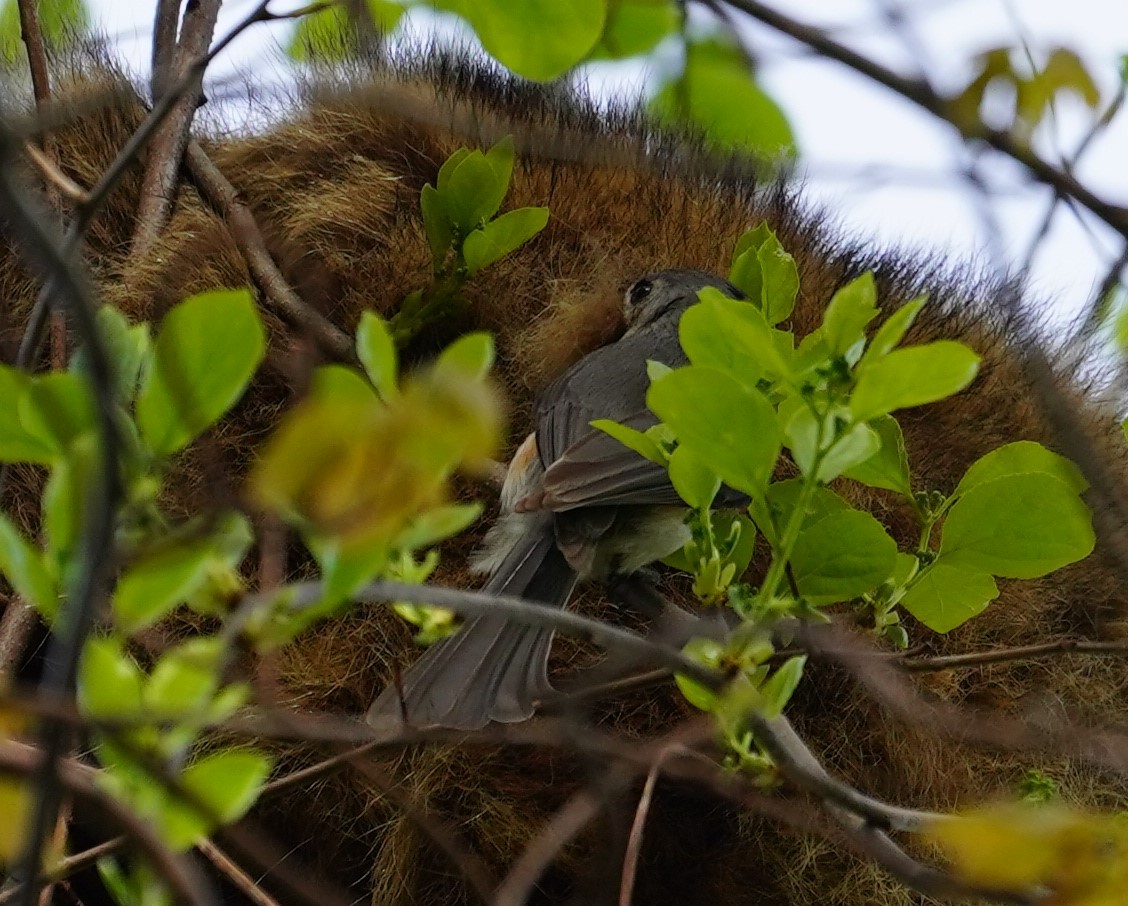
[{"left": 85, "top": 0, "right": 1128, "bottom": 321}]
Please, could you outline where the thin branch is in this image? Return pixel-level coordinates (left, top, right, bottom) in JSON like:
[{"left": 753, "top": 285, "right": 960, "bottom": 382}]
[
  {"left": 900, "top": 638, "right": 1128, "bottom": 672},
  {"left": 719, "top": 0, "right": 1128, "bottom": 242},
  {"left": 0, "top": 741, "right": 214, "bottom": 906},
  {"left": 20, "top": 141, "right": 89, "bottom": 203},
  {"left": 131, "top": 0, "right": 222, "bottom": 257},
  {"left": 0, "top": 124, "right": 123, "bottom": 906},
  {"left": 183, "top": 142, "right": 356, "bottom": 361},
  {"left": 196, "top": 839, "right": 281, "bottom": 906},
  {"left": 619, "top": 749, "right": 678, "bottom": 906},
  {"left": 493, "top": 789, "right": 606, "bottom": 906},
  {"left": 235, "top": 580, "right": 729, "bottom": 693}
]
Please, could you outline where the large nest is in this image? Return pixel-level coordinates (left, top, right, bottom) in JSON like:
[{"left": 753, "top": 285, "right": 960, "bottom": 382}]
[{"left": 3, "top": 46, "right": 1128, "bottom": 906}]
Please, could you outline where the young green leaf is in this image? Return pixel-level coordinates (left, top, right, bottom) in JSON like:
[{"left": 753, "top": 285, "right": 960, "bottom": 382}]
[
  {"left": 443, "top": 151, "right": 508, "bottom": 232},
  {"left": 675, "top": 636, "right": 726, "bottom": 711},
  {"left": 113, "top": 536, "right": 218, "bottom": 634},
  {"left": 668, "top": 445, "right": 720, "bottom": 509},
  {"left": 0, "top": 513, "right": 57, "bottom": 620},
  {"left": 788, "top": 509, "right": 898, "bottom": 604},
  {"left": 784, "top": 406, "right": 879, "bottom": 483},
  {"left": 78, "top": 637, "right": 144, "bottom": 719},
  {"left": 42, "top": 434, "right": 97, "bottom": 574},
  {"left": 758, "top": 655, "right": 807, "bottom": 719},
  {"left": 71, "top": 305, "right": 151, "bottom": 405},
  {"left": 136, "top": 289, "right": 266, "bottom": 455},
  {"left": 900, "top": 560, "right": 998, "bottom": 633},
  {"left": 19, "top": 371, "right": 96, "bottom": 456},
  {"left": 680, "top": 288, "right": 791, "bottom": 382},
  {"left": 841, "top": 415, "right": 912, "bottom": 496},
  {"left": 953, "top": 440, "right": 1087, "bottom": 499},
  {"left": 590, "top": 419, "right": 668, "bottom": 465},
  {"left": 456, "top": 0, "right": 605, "bottom": 81},
  {"left": 647, "top": 366, "right": 781, "bottom": 496},
  {"left": 395, "top": 502, "right": 483, "bottom": 550},
  {"left": 939, "top": 473, "right": 1095, "bottom": 579},
  {"left": 420, "top": 183, "right": 453, "bottom": 269},
  {"left": 822, "top": 272, "right": 879, "bottom": 357},
  {"left": 143, "top": 639, "right": 220, "bottom": 719},
  {"left": 863, "top": 296, "right": 926, "bottom": 363},
  {"left": 463, "top": 206, "right": 549, "bottom": 275},
  {"left": 590, "top": 0, "right": 678, "bottom": 59},
  {"left": 649, "top": 37, "right": 795, "bottom": 158},
  {"left": 161, "top": 749, "right": 272, "bottom": 850},
  {"left": 850, "top": 341, "right": 980, "bottom": 423},
  {"left": 435, "top": 332, "right": 495, "bottom": 381},
  {"left": 0, "top": 365, "right": 53, "bottom": 463},
  {"left": 357, "top": 311, "right": 398, "bottom": 400},
  {"left": 758, "top": 232, "right": 799, "bottom": 325}
]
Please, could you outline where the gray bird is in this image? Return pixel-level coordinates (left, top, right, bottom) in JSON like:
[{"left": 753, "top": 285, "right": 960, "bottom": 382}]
[{"left": 366, "top": 269, "right": 745, "bottom": 731}]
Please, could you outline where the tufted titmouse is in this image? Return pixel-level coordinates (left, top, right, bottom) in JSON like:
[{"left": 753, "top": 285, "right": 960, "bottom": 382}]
[{"left": 366, "top": 270, "right": 745, "bottom": 731}]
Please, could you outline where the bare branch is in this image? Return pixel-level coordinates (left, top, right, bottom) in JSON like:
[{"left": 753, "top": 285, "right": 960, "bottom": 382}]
[
  {"left": 900, "top": 638, "right": 1128, "bottom": 672},
  {"left": 196, "top": 839, "right": 281, "bottom": 906},
  {"left": 131, "top": 0, "right": 222, "bottom": 256},
  {"left": 720, "top": 0, "right": 1128, "bottom": 242},
  {"left": 183, "top": 142, "right": 356, "bottom": 361}
]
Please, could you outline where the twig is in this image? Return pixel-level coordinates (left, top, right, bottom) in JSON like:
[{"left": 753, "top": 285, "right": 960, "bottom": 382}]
[
  {"left": 720, "top": 0, "right": 1128, "bottom": 242},
  {"left": 900, "top": 638, "right": 1128, "bottom": 672},
  {"left": 0, "top": 124, "right": 123, "bottom": 906},
  {"left": 0, "top": 837, "right": 124, "bottom": 906},
  {"left": 619, "top": 749, "right": 676, "bottom": 906},
  {"left": 493, "top": 789, "right": 606, "bottom": 906},
  {"left": 197, "top": 839, "right": 281, "bottom": 906},
  {"left": 20, "top": 141, "right": 89, "bottom": 203},
  {"left": 0, "top": 597, "right": 39, "bottom": 680},
  {"left": 131, "top": 0, "right": 222, "bottom": 257},
  {"left": 234, "top": 579, "right": 730, "bottom": 693},
  {"left": 183, "top": 141, "right": 356, "bottom": 361},
  {"left": 0, "top": 741, "right": 214, "bottom": 906}
]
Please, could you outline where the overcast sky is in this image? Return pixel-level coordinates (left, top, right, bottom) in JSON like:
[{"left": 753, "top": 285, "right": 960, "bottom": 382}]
[{"left": 86, "top": 0, "right": 1128, "bottom": 321}]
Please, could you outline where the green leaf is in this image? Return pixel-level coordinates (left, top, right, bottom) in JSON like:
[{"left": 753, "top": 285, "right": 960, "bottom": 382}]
[
  {"left": 71, "top": 305, "right": 150, "bottom": 406},
  {"left": 435, "top": 332, "right": 495, "bottom": 381},
  {"left": 395, "top": 502, "right": 483, "bottom": 550},
  {"left": 900, "top": 560, "right": 998, "bottom": 633},
  {"left": 953, "top": 440, "right": 1087, "bottom": 499},
  {"left": 310, "top": 533, "right": 389, "bottom": 613},
  {"left": 675, "top": 636, "right": 725, "bottom": 711},
  {"left": 823, "top": 272, "right": 879, "bottom": 357},
  {"left": 758, "top": 655, "right": 806, "bottom": 718},
  {"left": 647, "top": 366, "right": 781, "bottom": 496},
  {"left": 43, "top": 433, "right": 97, "bottom": 575},
  {"left": 590, "top": 419, "right": 667, "bottom": 465},
  {"left": 463, "top": 206, "right": 549, "bottom": 275},
  {"left": 784, "top": 406, "right": 879, "bottom": 483},
  {"left": 144, "top": 639, "right": 220, "bottom": 719},
  {"left": 758, "top": 480, "right": 846, "bottom": 549},
  {"left": 19, "top": 372, "right": 96, "bottom": 455},
  {"left": 113, "top": 536, "right": 217, "bottom": 633},
  {"left": 0, "top": 365, "right": 53, "bottom": 463},
  {"left": 850, "top": 341, "right": 981, "bottom": 423},
  {"left": 679, "top": 287, "right": 790, "bottom": 383},
  {"left": 842, "top": 415, "right": 911, "bottom": 495},
  {"left": 437, "top": 147, "right": 472, "bottom": 194},
  {"left": 357, "top": 311, "right": 398, "bottom": 400},
  {"left": 863, "top": 296, "right": 926, "bottom": 363},
  {"left": 590, "top": 0, "right": 678, "bottom": 59},
  {"left": 310, "top": 363, "right": 378, "bottom": 405},
  {"left": 732, "top": 222, "right": 774, "bottom": 264},
  {"left": 420, "top": 183, "right": 452, "bottom": 269},
  {"left": 758, "top": 233, "right": 798, "bottom": 325},
  {"left": 667, "top": 445, "right": 720, "bottom": 509},
  {"left": 0, "top": 512, "right": 56, "bottom": 619},
  {"left": 459, "top": 0, "right": 606, "bottom": 81},
  {"left": 939, "top": 473, "right": 1095, "bottom": 579},
  {"left": 649, "top": 37, "right": 795, "bottom": 158},
  {"left": 0, "top": 0, "right": 90, "bottom": 64},
  {"left": 789, "top": 509, "right": 898, "bottom": 604},
  {"left": 286, "top": 0, "right": 404, "bottom": 62},
  {"left": 78, "top": 638, "right": 144, "bottom": 719},
  {"left": 136, "top": 289, "right": 265, "bottom": 455},
  {"left": 443, "top": 149, "right": 508, "bottom": 233},
  {"left": 162, "top": 750, "right": 271, "bottom": 851}
]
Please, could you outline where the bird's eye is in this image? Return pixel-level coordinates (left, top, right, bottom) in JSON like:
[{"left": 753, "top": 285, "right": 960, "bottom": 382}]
[{"left": 628, "top": 279, "right": 653, "bottom": 308}]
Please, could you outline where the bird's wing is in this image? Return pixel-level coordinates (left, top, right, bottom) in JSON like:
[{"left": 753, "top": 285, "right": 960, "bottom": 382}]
[{"left": 536, "top": 406, "right": 684, "bottom": 510}]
